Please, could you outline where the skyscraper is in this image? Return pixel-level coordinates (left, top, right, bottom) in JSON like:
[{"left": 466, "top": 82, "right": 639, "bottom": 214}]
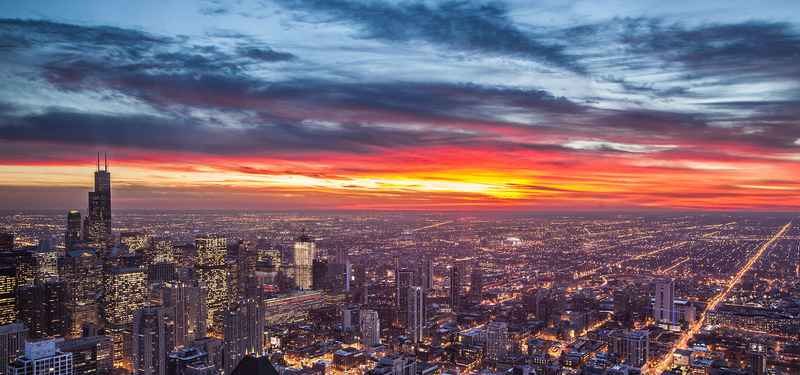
[
  {"left": 294, "top": 231, "right": 315, "bottom": 290},
  {"left": 151, "top": 282, "right": 190, "bottom": 349},
  {"left": 83, "top": 152, "right": 113, "bottom": 257},
  {"left": 486, "top": 322, "right": 508, "bottom": 360},
  {"left": 654, "top": 278, "right": 675, "bottom": 326},
  {"left": 0, "top": 322, "right": 28, "bottom": 374},
  {"left": 148, "top": 237, "right": 175, "bottom": 266},
  {"left": 194, "top": 235, "right": 227, "bottom": 331},
  {"left": 185, "top": 283, "right": 208, "bottom": 341},
  {"left": 450, "top": 266, "right": 461, "bottom": 312},
  {"left": 57, "top": 335, "right": 114, "bottom": 375},
  {"left": 0, "top": 267, "right": 15, "bottom": 325},
  {"left": 121, "top": 232, "right": 148, "bottom": 256},
  {"left": 471, "top": 268, "right": 483, "bottom": 303},
  {"left": 407, "top": 286, "right": 425, "bottom": 343},
  {"left": 132, "top": 306, "right": 175, "bottom": 375},
  {"left": 63, "top": 250, "right": 99, "bottom": 338},
  {"left": 222, "top": 299, "right": 264, "bottom": 375},
  {"left": 625, "top": 329, "right": 649, "bottom": 369},
  {"left": 360, "top": 310, "right": 380, "bottom": 351},
  {"left": 420, "top": 260, "right": 434, "bottom": 292},
  {"left": 65, "top": 210, "right": 82, "bottom": 252},
  {"left": 0, "top": 234, "right": 12, "bottom": 253},
  {"left": 102, "top": 266, "right": 147, "bottom": 367}
]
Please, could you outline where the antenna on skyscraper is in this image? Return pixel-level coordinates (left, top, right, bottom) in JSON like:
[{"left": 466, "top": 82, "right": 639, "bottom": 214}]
[{"left": 104, "top": 149, "right": 107, "bottom": 171}]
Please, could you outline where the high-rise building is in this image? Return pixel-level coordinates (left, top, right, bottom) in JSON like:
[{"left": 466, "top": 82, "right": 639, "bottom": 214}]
[
  {"left": 57, "top": 335, "right": 114, "bottom": 375},
  {"left": 654, "top": 278, "right": 675, "bottom": 325},
  {"left": 185, "top": 283, "right": 208, "bottom": 341},
  {"left": 132, "top": 306, "right": 176, "bottom": 375},
  {"left": 0, "top": 233, "right": 13, "bottom": 253},
  {"left": 63, "top": 250, "right": 99, "bottom": 338},
  {"left": 417, "top": 260, "right": 434, "bottom": 292},
  {"left": 360, "top": 310, "right": 380, "bottom": 351},
  {"left": 7, "top": 338, "right": 73, "bottom": 375},
  {"left": 395, "top": 268, "right": 414, "bottom": 311},
  {"left": 613, "top": 288, "right": 631, "bottom": 314},
  {"left": 102, "top": 266, "right": 148, "bottom": 326},
  {"left": 749, "top": 343, "right": 766, "bottom": 375},
  {"left": 625, "top": 329, "right": 649, "bottom": 369},
  {"left": 121, "top": 232, "right": 148, "bottom": 256},
  {"left": 294, "top": 231, "right": 315, "bottom": 290},
  {"left": 312, "top": 259, "right": 328, "bottom": 290},
  {"left": 407, "top": 286, "right": 425, "bottom": 343},
  {"left": 450, "top": 266, "right": 461, "bottom": 312},
  {"left": 471, "top": 268, "right": 483, "bottom": 303},
  {"left": 102, "top": 266, "right": 147, "bottom": 367},
  {"left": 0, "top": 322, "right": 28, "bottom": 374},
  {"left": 148, "top": 237, "right": 175, "bottom": 266},
  {"left": 152, "top": 282, "right": 191, "bottom": 349},
  {"left": 194, "top": 235, "right": 227, "bottom": 331},
  {"left": 487, "top": 322, "right": 508, "bottom": 360},
  {"left": 335, "top": 245, "right": 348, "bottom": 264},
  {"left": 342, "top": 307, "right": 359, "bottom": 332},
  {"left": 65, "top": 211, "right": 82, "bottom": 252},
  {"left": 33, "top": 248, "right": 59, "bottom": 283},
  {"left": 0, "top": 267, "right": 15, "bottom": 325},
  {"left": 167, "top": 347, "right": 208, "bottom": 375},
  {"left": 222, "top": 299, "right": 264, "bottom": 375},
  {"left": 83, "top": 152, "right": 113, "bottom": 257},
  {"left": 329, "top": 261, "right": 351, "bottom": 292}
]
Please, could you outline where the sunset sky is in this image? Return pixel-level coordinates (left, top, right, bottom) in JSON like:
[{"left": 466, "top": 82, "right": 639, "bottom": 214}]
[{"left": 1, "top": 0, "right": 799, "bottom": 210}]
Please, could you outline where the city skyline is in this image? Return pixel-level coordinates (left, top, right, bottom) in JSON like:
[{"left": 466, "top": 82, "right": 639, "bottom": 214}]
[{"left": 1, "top": 1, "right": 800, "bottom": 211}]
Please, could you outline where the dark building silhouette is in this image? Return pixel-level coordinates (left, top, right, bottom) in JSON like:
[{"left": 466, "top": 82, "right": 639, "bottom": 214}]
[
  {"left": 65, "top": 211, "right": 82, "bottom": 252},
  {"left": 450, "top": 266, "right": 461, "bottom": 312},
  {"left": 83, "top": 152, "right": 113, "bottom": 257},
  {"left": 471, "top": 268, "right": 483, "bottom": 303},
  {"left": 229, "top": 355, "right": 281, "bottom": 375},
  {"left": 0, "top": 233, "right": 13, "bottom": 253}
]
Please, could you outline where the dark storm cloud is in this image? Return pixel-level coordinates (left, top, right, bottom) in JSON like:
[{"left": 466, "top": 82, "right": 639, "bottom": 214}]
[
  {"left": 236, "top": 47, "right": 296, "bottom": 61},
  {"left": 0, "top": 110, "right": 492, "bottom": 155},
  {"left": 273, "top": 0, "right": 582, "bottom": 73}
]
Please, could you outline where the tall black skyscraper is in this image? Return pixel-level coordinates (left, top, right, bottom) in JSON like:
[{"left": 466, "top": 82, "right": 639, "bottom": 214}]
[
  {"left": 471, "top": 268, "right": 483, "bottom": 303},
  {"left": 65, "top": 210, "right": 82, "bottom": 252},
  {"left": 450, "top": 266, "right": 461, "bottom": 312},
  {"left": 83, "top": 152, "right": 113, "bottom": 257}
]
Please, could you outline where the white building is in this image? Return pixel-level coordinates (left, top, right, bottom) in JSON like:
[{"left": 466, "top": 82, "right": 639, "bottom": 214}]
[
  {"left": 486, "top": 322, "right": 508, "bottom": 360},
  {"left": 360, "top": 310, "right": 380, "bottom": 351},
  {"left": 654, "top": 278, "right": 675, "bottom": 325},
  {"left": 7, "top": 338, "right": 73, "bottom": 375},
  {"left": 407, "top": 286, "right": 425, "bottom": 343}
]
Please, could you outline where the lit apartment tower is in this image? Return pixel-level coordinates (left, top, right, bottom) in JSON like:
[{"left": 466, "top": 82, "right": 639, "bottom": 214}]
[
  {"left": 0, "top": 234, "right": 12, "bottom": 253},
  {"left": 329, "top": 261, "right": 351, "bottom": 292},
  {"left": 294, "top": 231, "right": 315, "bottom": 290},
  {"left": 65, "top": 210, "right": 82, "bottom": 252},
  {"left": 335, "top": 245, "right": 348, "bottom": 264},
  {"left": 396, "top": 269, "right": 415, "bottom": 311},
  {"left": 148, "top": 237, "right": 175, "bottom": 265},
  {"left": 83, "top": 152, "right": 113, "bottom": 257},
  {"left": 0, "top": 322, "right": 28, "bottom": 373},
  {"left": 419, "top": 260, "right": 434, "bottom": 292},
  {"left": 57, "top": 335, "right": 114, "bottom": 375},
  {"left": 613, "top": 287, "right": 631, "bottom": 314},
  {"left": 222, "top": 299, "right": 264, "bottom": 375},
  {"left": 151, "top": 281, "right": 190, "bottom": 349},
  {"left": 63, "top": 250, "right": 99, "bottom": 338},
  {"left": 102, "top": 266, "right": 147, "bottom": 367},
  {"left": 360, "top": 310, "right": 380, "bottom": 351},
  {"left": 186, "top": 283, "right": 208, "bottom": 341},
  {"left": 121, "top": 232, "right": 148, "bottom": 256},
  {"left": 132, "top": 306, "right": 175, "bottom": 375},
  {"left": 486, "top": 321, "right": 508, "bottom": 360},
  {"left": 654, "top": 278, "right": 675, "bottom": 325},
  {"left": 471, "top": 268, "right": 483, "bottom": 303},
  {"left": 450, "top": 266, "right": 461, "bottom": 312},
  {"left": 7, "top": 338, "right": 73, "bottom": 375},
  {"left": 624, "top": 330, "right": 649, "bottom": 369},
  {"left": 0, "top": 267, "right": 15, "bottom": 324},
  {"left": 749, "top": 343, "right": 766, "bottom": 375},
  {"left": 407, "top": 286, "right": 425, "bottom": 343},
  {"left": 194, "top": 235, "right": 227, "bottom": 330},
  {"left": 102, "top": 267, "right": 148, "bottom": 326}
]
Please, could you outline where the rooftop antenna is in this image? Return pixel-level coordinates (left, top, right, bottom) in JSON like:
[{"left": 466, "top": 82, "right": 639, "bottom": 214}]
[
  {"left": 97, "top": 150, "right": 100, "bottom": 171},
  {"left": 104, "top": 149, "right": 107, "bottom": 171}
]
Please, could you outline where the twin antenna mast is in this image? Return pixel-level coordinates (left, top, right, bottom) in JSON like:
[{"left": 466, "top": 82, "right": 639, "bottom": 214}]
[{"left": 97, "top": 150, "right": 108, "bottom": 171}]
